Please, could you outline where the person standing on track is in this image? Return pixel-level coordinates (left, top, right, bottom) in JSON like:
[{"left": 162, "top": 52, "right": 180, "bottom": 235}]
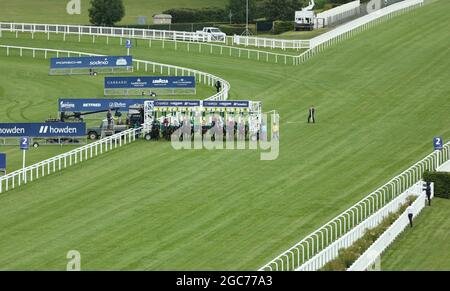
[
  {"left": 308, "top": 105, "right": 316, "bottom": 124},
  {"left": 106, "top": 109, "right": 113, "bottom": 130},
  {"left": 407, "top": 202, "right": 414, "bottom": 228},
  {"left": 215, "top": 80, "right": 222, "bottom": 93},
  {"left": 423, "top": 182, "right": 432, "bottom": 206}
]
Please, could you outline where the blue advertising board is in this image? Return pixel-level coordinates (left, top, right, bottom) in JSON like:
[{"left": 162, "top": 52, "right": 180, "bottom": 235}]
[
  {"left": 0, "top": 123, "right": 86, "bottom": 138},
  {"left": 0, "top": 153, "right": 6, "bottom": 170},
  {"left": 50, "top": 56, "right": 133, "bottom": 69},
  {"left": 434, "top": 137, "right": 443, "bottom": 151},
  {"left": 153, "top": 100, "right": 201, "bottom": 107},
  {"left": 104, "top": 76, "right": 196, "bottom": 89},
  {"left": 20, "top": 137, "right": 30, "bottom": 150},
  {"left": 59, "top": 98, "right": 154, "bottom": 112},
  {"left": 203, "top": 100, "right": 250, "bottom": 108}
]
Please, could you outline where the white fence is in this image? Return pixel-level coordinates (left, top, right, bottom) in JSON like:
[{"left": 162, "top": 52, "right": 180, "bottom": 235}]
[
  {"left": 437, "top": 160, "right": 450, "bottom": 172},
  {"left": 316, "top": 0, "right": 361, "bottom": 28},
  {"left": 233, "top": 35, "right": 310, "bottom": 51},
  {"left": 0, "top": 127, "right": 141, "bottom": 194},
  {"left": 309, "top": 0, "right": 424, "bottom": 49},
  {"left": 259, "top": 142, "right": 450, "bottom": 271},
  {"left": 0, "top": 44, "right": 233, "bottom": 194},
  {"left": 348, "top": 191, "right": 429, "bottom": 271},
  {"left": 233, "top": 0, "right": 424, "bottom": 64},
  {"left": 0, "top": 22, "right": 226, "bottom": 43},
  {"left": 0, "top": 0, "right": 424, "bottom": 66},
  {"left": 297, "top": 181, "right": 429, "bottom": 271},
  {"left": 0, "top": 45, "right": 229, "bottom": 101},
  {"left": 0, "top": 22, "right": 301, "bottom": 66}
]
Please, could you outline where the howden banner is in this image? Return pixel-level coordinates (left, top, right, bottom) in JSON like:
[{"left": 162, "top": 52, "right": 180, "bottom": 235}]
[{"left": 0, "top": 123, "right": 86, "bottom": 138}]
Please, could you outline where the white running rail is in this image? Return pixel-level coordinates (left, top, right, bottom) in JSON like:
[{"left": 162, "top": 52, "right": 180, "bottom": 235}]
[
  {"left": 316, "top": 0, "right": 361, "bottom": 28},
  {"left": 297, "top": 181, "right": 430, "bottom": 271},
  {"left": 233, "top": 35, "right": 311, "bottom": 51},
  {"left": 235, "top": 0, "right": 424, "bottom": 64},
  {"left": 309, "top": 0, "right": 424, "bottom": 49},
  {"left": 0, "top": 0, "right": 424, "bottom": 66},
  {"left": 0, "top": 45, "right": 229, "bottom": 101},
  {"left": 348, "top": 191, "right": 429, "bottom": 271},
  {"left": 0, "top": 127, "right": 141, "bottom": 194},
  {"left": 0, "top": 22, "right": 300, "bottom": 66},
  {"left": 0, "top": 44, "right": 234, "bottom": 194},
  {"left": 0, "top": 22, "right": 225, "bottom": 43},
  {"left": 259, "top": 142, "right": 449, "bottom": 271}
]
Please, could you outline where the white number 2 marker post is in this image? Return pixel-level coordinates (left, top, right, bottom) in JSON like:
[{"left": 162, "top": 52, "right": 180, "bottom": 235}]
[{"left": 20, "top": 137, "right": 30, "bottom": 183}]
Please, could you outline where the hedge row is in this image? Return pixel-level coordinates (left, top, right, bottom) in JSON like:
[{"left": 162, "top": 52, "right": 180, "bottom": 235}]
[
  {"left": 217, "top": 24, "right": 257, "bottom": 35},
  {"left": 118, "top": 22, "right": 227, "bottom": 32},
  {"left": 272, "top": 21, "right": 295, "bottom": 34},
  {"left": 118, "top": 22, "right": 279, "bottom": 35},
  {"left": 320, "top": 195, "right": 417, "bottom": 271},
  {"left": 116, "top": 23, "right": 259, "bottom": 36},
  {"left": 423, "top": 171, "right": 450, "bottom": 199},
  {"left": 162, "top": 8, "right": 227, "bottom": 23}
]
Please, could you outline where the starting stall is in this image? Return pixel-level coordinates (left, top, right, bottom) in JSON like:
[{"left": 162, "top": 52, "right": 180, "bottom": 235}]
[
  {"left": 104, "top": 76, "right": 196, "bottom": 96},
  {"left": 143, "top": 100, "right": 262, "bottom": 141},
  {"left": 49, "top": 56, "right": 133, "bottom": 76}
]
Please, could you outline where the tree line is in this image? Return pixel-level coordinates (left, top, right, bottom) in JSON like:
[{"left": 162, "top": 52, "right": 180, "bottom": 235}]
[{"left": 88, "top": 0, "right": 359, "bottom": 26}]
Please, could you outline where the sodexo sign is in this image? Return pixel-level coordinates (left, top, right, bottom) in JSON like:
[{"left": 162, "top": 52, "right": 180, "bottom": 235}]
[
  {"left": 50, "top": 56, "right": 133, "bottom": 69},
  {"left": 0, "top": 123, "right": 86, "bottom": 138}
]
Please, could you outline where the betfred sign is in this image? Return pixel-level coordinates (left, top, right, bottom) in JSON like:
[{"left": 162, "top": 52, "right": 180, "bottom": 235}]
[
  {"left": 0, "top": 123, "right": 86, "bottom": 138},
  {"left": 59, "top": 98, "right": 154, "bottom": 112}
]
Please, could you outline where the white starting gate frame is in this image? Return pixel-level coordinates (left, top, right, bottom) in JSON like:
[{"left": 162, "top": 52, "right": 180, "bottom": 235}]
[{"left": 143, "top": 100, "right": 262, "bottom": 139}]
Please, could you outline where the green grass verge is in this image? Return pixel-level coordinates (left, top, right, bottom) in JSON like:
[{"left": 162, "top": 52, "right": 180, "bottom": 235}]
[
  {"left": 381, "top": 198, "right": 450, "bottom": 271},
  {"left": 0, "top": 54, "right": 214, "bottom": 171},
  {"left": 0, "top": 31, "right": 305, "bottom": 58},
  {"left": 256, "top": 28, "right": 331, "bottom": 40},
  {"left": 0, "top": 0, "right": 449, "bottom": 270}
]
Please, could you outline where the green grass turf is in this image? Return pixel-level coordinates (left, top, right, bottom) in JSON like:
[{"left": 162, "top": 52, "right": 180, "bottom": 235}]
[
  {"left": 0, "top": 31, "right": 306, "bottom": 57},
  {"left": 0, "top": 0, "right": 449, "bottom": 270},
  {"left": 257, "top": 28, "right": 331, "bottom": 40},
  {"left": 381, "top": 198, "right": 450, "bottom": 271},
  {"left": 0, "top": 54, "right": 215, "bottom": 171},
  {"left": 0, "top": 0, "right": 226, "bottom": 25}
]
